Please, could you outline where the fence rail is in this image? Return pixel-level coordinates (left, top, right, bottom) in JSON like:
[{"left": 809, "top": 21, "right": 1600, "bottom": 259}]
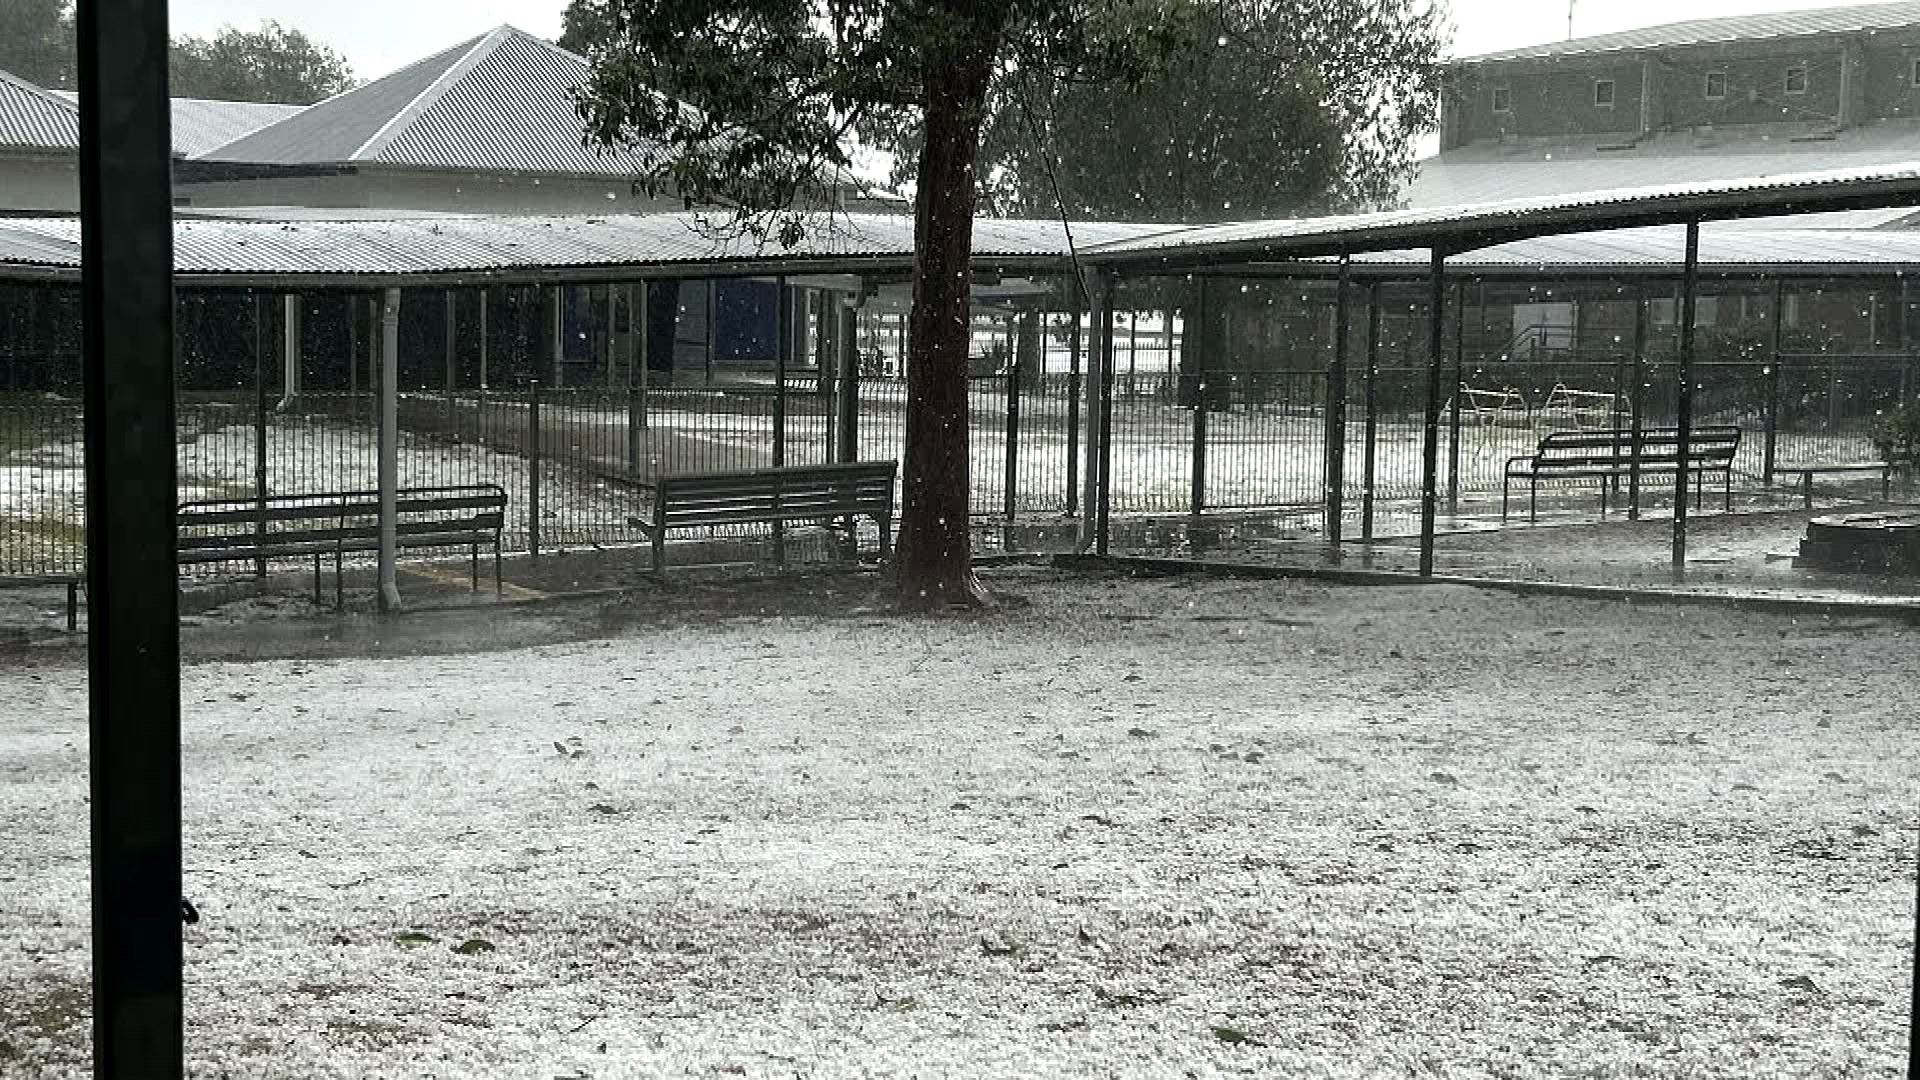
[{"left": 4, "top": 352, "right": 1915, "bottom": 581}]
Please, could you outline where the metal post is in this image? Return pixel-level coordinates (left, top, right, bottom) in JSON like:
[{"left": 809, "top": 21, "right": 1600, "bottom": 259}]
[
  {"left": 445, "top": 289, "right": 457, "bottom": 416},
  {"left": 478, "top": 289, "right": 488, "bottom": 395},
  {"left": 774, "top": 279, "right": 789, "bottom": 469},
  {"left": 550, "top": 285, "right": 565, "bottom": 389},
  {"left": 348, "top": 294, "right": 360, "bottom": 397},
  {"left": 1326, "top": 259, "right": 1350, "bottom": 557},
  {"left": 705, "top": 280, "right": 718, "bottom": 386},
  {"left": 1420, "top": 249, "right": 1448, "bottom": 578},
  {"left": 528, "top": 377, "right": 542, "bottom": 562},
  {"left": 1005, "top": 314, "right": 1022, "bottom": 521},
  {"left": 837, "top": 293, "right": 860, "bottom": 465},
  {"left": 282, "top": 293, "right": 301, "bottom": 411},
  {"left": 378, "top": 288, "right": 402, "bottom": 613},
  {"left": 1190, "top": 277, "right": 1210, "bottom": 519},
  {"left": 1096, "top": 275, "right": 1118, "bottom": 554},
  {"left": 1363, "top": 283, "right": 1381, "bottom": 542},
  {"left": 1764, "top": 278, "right": 1785, "bottom": 487},
  {"left": 1630, "top": 285, "right": 1648, "bottom": 520},
  {"left": 1065, "top": 282, "right": 1083, "bottom": 517},
  {"left": 1674, "top": 221, "right": 1701, "bottom": 582},
  {"left": 1447, "top": 280, "right": 1465, "bottom": 509},
  {"left": 253, "top": 295, "right": 268, "bottom": 579},
  {"left": 78, "top": 0, "right": 183, "bottom": 1066}
]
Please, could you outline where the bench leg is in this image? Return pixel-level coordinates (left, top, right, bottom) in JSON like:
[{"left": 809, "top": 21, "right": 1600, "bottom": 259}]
[
  {"left": 1803, "top": 471, "right": 1813, "bottom": 510},
  {"left": 494, "top": 540, "right": 502, "bottom": 597},
  {"left": 470, "top": 542, "right": 479, "bottom": 592},
  {"left": 313, "top": 554, "right": 323, "bottom": 606},
  {"left": 652, "top": 530, "right": 665, "bottom": 578},
  {"left": 67, "top": 582, "right": 78, "bottom": 634},
  {"left": 1529, "top": 479, "right": 1538, "bottom": 524},
  {"left": 335, "top": 546, "right": 345, "bottom": 611},
  {"left": 1501, "top": 479, "right": 1510, "bottom": 523}
]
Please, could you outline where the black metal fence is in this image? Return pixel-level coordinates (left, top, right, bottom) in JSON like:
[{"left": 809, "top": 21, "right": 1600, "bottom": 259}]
[{"left": 3, "top": 350, "right": 1915, "bottom": 581}]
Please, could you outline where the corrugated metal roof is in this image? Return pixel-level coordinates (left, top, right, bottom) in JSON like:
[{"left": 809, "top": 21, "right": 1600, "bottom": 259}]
[
  {"left": 0, "top": 68, "right": 78, "bottom": 153},
  {"left": 197, "top": 26, "right": 663, "bottom": 177},
  {"left": 51, "top": 91, "right": 309, "bottom": 158},
  {"left": 1409, "top": 121, "right": 1920, "bottom": 211},
  {"left": 1080, "top": 160, "right": 1920, "bottom": 264},
  {"left": 7, "top": 165, "right": 1920, "bottom": 284},
  {"left": 1340, "top": 223, "right": 1920, "bottom": 272},
  {"left": 1464, "top": 0, "right": 1920, "bottom": 63}
]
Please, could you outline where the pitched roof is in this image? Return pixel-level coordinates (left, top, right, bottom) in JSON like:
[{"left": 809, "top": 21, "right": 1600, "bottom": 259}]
[
  {"left": 50, "top": 91, "right": 308, "bottom": 158},
  {"left": 1463, "top": 0, "right": 1920, "bottom": 63},
  {"left": 0, "top": 67, "right": 78, "bottom": 154},
  {"left": 198, "top": 25, "right": 660, "bottom": 178},
  {"left": 1408, "top": 120, "right": 1920, "bottom": 217}
]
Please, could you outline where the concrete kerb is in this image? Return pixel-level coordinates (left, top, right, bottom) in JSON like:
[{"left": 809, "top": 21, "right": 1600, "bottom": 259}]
[{"left": 1052, "top": 552, "right": 1920, "bottom": 624}]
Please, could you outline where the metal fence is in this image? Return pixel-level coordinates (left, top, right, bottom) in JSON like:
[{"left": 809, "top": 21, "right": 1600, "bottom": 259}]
[{"left": 3, "top": 350, "right": 1915, "bottom": 581}]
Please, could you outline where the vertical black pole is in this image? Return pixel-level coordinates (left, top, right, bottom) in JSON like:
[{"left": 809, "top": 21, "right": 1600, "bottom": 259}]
[
  {"left": 78, "top": 0, "right": 183, "bottom": 1072},
  {"left": 836, "top": 294, "right": 860, "bottom": 466},
  {"left": 773, "top": 279, "right": 788, "bottom": 563},
  {"left": 252, "top": 294, "right": 268, "bottom": 579},
  {"left": 445, "top": 289, "right": 457, "bottom": 418},
  {"left": 1420, "top": 250, "right": 1448, "bottom": 578},
  {"left": 528, "top": 377, "right": 542, "bottom": 562},
  {"left": 1190, "top": 277, "right": 1209, "bottom": 520},
  {"left": 1326, "top": 259, "right": 1350, "bottom": 559},
  {"left": 1065, "top": 279, "right": 1083, "bottom": 517},
  {"left": 1630, "top": 285, "right": 1648, "bottom": 520},
  {"left": 1095, "top": 274, "right": 1117, "bottom": 555},
  {"left": 1005, "top": 315, "right": 1021, "bottom": 521},
  {"left": 1765, "top": 278, "right": 1785, "bottom": 487},
  {"left": 1674, "top": 222, "right": 1701, "bottom": 582},
  {"left": 1448, "top": 279, "right": 1465, "bottom": 510},
  {"left": 1363, "top": 283, "right": 1380, "bottom": 543}
]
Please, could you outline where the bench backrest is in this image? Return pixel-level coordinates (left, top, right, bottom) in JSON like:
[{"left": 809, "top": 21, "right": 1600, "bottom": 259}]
[
  {"left": 655, "top": 462, "right": 897, "bottom": 529},
  {"left": 177, "top": 484, "right": 507, "bottom": 554},
  {"left": 1533, "top": 426, "right": 1740, "bottom": 470}
]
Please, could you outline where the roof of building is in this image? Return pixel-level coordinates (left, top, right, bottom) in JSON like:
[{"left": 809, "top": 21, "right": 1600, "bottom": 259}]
[
  {"left": 1408, "top": 121, "right": 1920, "bottom": 216},
  {"left": 0, "top": 68, "right": 78, "bottom": 154},
  {"left": 1462, "top": 0, "right": 1920, "bottom": 63},
  {"left": 48, "top": 91, "right": 309, "bottom": 159},
  {"left": 5, "top": 161, "right": 1920, "bottom": 285},
  {"left": 197, "top": 25, "right": 661, "bottom": 178}
]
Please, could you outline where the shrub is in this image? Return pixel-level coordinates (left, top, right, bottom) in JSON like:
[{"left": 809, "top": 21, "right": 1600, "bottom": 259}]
[{"left": 1870, "top": 406, "right": 1920, "bottom": 469}]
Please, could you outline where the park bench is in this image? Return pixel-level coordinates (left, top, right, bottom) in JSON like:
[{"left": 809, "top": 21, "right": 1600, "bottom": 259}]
[
  {"left": 1772, "top": 460, "right": 1896, "bottom": 508},
  {"left": 636, "top": 461, "right": 896, "bottom": 576},
  {"left": 176, "top": 484, "right": 508, "bottom": 607},
  {"left": 1503, "top": 426, "right": 1741, "bottom": 523},
  {"left": 0, "top": 574, "right": 84, "bottom": 633}
]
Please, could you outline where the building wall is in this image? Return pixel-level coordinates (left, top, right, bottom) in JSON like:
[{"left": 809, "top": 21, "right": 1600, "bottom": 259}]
[
  {"left": 1453, "top": 58, "right": 1646, "bottom": 145},
  {"left": 0, "top": 154, "right": 80, "bottom": 213}
]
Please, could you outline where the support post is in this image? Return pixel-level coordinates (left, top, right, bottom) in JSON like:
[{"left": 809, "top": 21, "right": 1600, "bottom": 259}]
[
  {"left": 1004, "top": 314, "right": 1022, "bottom": 521},
  {"left": 379, "top": 287, "right": 402, "bottom": 613},
  {"left": 1420, "top": 249, "right": 1448, "bottom": 578},
  {"left": 1363, "top": 283, "right": 1381, "bottom": 543},
  {"left": 1326, "top": 259, "right": 1350, "bottom": 558},
  {"left": 627, "top": 283, "right": 645, "bottom": 475},
  {"left": 836, "top": 292, "right": 860, "bottom": 466},
  {"left": 529, "top": 378, "right": 542, "bottom": 562},
  {"left": 773, "top": 279, "right": 788, "bottom": 563},
  {"left": 550, "top": 285, "right": 565, "bottom": 389},
  {"left": 253, "top": 295, "right": 268, "bottom": 579},
  {"left": 1764, "top": 278, "right": 1786, "bottom": 487},
  {"left": 478, "top": 289, "right": 489, "bottom": 395},
  {"left": 77, "top": 0, "right": 183, "bottom": 1066},
  {"left": 1096, "top": 275, "right": 1118, "bottom": 554},
  {"left": 348, "top": 294, "right": 360, "bottom": 397},
  {"left": 445, "top": 289, "right": 457, "bottom": 416},
  {"left": 282, "top": 293, "right": 301, "bottom": 411},
  {"left": 1447, "top": 280, "right": 1465, "bottom": 509},
  {"left": 1674, "top": 221, "right": 1701, "bottom": 582},
  {"left": 1629, "top": 286, "right": 1648, "bottom": 520},
  {"left": 1065, "top": 280, "right": 1083, "bottom": 517},
  {"left": 1190, "top": 277, "right": 1210, "bottom": 519}
]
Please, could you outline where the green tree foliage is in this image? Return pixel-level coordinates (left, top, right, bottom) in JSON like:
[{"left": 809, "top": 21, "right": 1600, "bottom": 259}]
[
  {"left": 0, "top": 0, "right": 76, "bottom": 91},
  {"left": 872, "top": 0, "right": 1446, "bottom": 222},
  {"left": 169, "top": 22, "right": 355, "bottom": 105},
  {"left": 567, "top": 0, "right": 1197, "bottom": 607}
]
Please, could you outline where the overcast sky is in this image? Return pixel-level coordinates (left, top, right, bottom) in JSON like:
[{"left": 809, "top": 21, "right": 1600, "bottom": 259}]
[{"left": 167, "top": 1, "right": 1859, "bottom": 85}]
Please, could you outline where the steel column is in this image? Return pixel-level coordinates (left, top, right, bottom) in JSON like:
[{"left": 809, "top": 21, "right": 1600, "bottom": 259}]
[
  {"left": 1326, "top": 258, "right": 1350, "bottom": 557},
  {"left": 1191, "top": 277, "right": 1209, "bottom": 520},
  {"left": 1004, "top": 314, "right": 1022, "bottom": 521},
  {"left": 1447, "top": 280, "right": 1465, "bottom": 509},
  {"left": 1363, "top": 283, "right": 1380, "bottom": 543},
  {"left": 836, "top": 292, "right": 860, "bottom": 466},
  {"left": 1629, "top": 285, "right": 1648, "bottom": 520},
  {"left": 773, "top": 279, "right": 788, "bottom": 563},
  {"left": 282, "top": 293, "right": 301, "bottom": 411},
  {"left": 1764, "top": 278, "right": 1786, "bottom": 486},
  {"left": 1674, "top": 222, "right": 1701, "bottom": 581},
  {"left": 1420, "top": 251, "right": 1448, "bottom": 577},
  {"left": 1065, "top": 281, "right": 1083, "bottom": 517},
  {"left": 378, "top": 287, "right": 401, "bottom": 613},
  {"left": 78, "top": 0, "right": 183, "bottom": 1068},
  {"left": 1096, "top": 275, "right": 1117, "bottom": 554},
  {"left": 252, "top": 295, "right": 268, "bottom": 579}
]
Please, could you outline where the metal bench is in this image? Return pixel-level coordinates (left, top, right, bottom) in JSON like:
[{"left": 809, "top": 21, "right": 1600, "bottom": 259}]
[
  {"left": 1772, "top": 461, "right": 1895, "bottom": 508},
  {"left": 1503, "top": 426, "right": 1742, "bottom": 523},
  {"left": 0, "top": 574, "right": 85, "bottom": 633},
  {"left": 636, "top": 461, "right": 897, "bottom": 576},
  {"left": 177, "top": 484, "right": 508, "bottom": 607}
]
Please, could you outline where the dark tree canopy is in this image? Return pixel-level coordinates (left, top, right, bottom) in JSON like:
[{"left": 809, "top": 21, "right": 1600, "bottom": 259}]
[
  {"left": 0, "top": 0, "right": 76, "bottom": 91},
  {"left": 168, "top": 23, "right": 356, "bottom": 105},
  {"left": 870, "top": 0, "right": 1446, "bottom": 222}
]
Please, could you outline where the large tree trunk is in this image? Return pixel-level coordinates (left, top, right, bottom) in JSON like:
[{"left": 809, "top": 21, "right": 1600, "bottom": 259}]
[{"left": 897, "top": 34, "right": 995, "bottom": 610}]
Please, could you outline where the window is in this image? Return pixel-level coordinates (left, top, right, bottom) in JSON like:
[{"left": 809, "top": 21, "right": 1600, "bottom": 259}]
[
  {"left": 1594, "top": 79, "right": 1616, "bottom": 107},
  {"left": 1785, "top": 67, "right": 1808, "bottom": 94},
  {"left": 1491, "top": 84, "right": 1511, "bottom": 113},
  {"left": 1705, "top": 71, "right": 1728, "bottom": 99}
]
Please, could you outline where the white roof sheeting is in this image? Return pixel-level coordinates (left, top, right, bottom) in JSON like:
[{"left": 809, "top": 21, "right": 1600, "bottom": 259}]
[
  {"left": 1463, "top": 0, "right": 1920, "bottom": 63},
  {"left": 0, "top": 68, "right": 78, "bottom": 153},
  {"left": 50, "top": 91, "right": 309, "bottom": 159}
]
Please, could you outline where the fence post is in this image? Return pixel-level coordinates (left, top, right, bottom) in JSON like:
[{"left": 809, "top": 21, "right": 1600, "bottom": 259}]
[
  {"left": 528, "top": 378, "right": 542, "bottom": 563},
  {"left": 1362, "top": 282, "right": 1380, "bottom": 543},
  {"left": 773, "top": 279, "right": 788, "bottom": 564},
  {"left": 1765, "top": 279, "right": 1785, "bottom": 487},
  {"left": 1065, "top": 284, "right": 1083, "bottom": 517},
  {"left": 1447, "top": 280, "right": 1466, "bottom": 510},
  {"left": 1096, "top": 275, "right": 1117, "bottom": 553},
  {"left": 1325, "top": 259, "right": 1350, "bottom": 560},
  {"left": 1004, "top": 328, "right": 1020, "bottom": 521},
  {"left": 1190, "top": 277, "right": 1209, "bottom": 519},
  {"left": 253, "top": 293, "right": 268, "bottom": 579},
  {"left": 837, "top": 294, "right": 860, "bottom": 465},
  {"left": 1628, "top": 285, "right": 1648, "bottom": 520}
]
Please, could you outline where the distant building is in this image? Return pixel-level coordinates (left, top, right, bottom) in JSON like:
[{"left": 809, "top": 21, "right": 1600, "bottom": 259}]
[{"left": 1414, "top": 0, "right": 1920, "bottom": 214}]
